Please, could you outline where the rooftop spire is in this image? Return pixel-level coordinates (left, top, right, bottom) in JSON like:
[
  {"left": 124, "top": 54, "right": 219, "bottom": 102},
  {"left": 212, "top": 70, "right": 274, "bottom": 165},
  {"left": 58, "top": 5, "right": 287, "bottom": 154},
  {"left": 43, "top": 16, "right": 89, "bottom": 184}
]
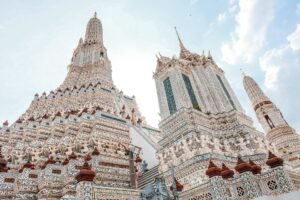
[
  {"left": 174, "top": 27, "right": 186, "bottom": 51},
  {"left": 240, "top": 68, "right": 246, "bottom": 77},
  {"left": 174, "top": 26, "right": 191, "bottom": 59},
  {"left": 207, "top": 50, "right": 215, "bottom": 63},
  {"left": 85, "top": 12, "right": 103, "bottom": 44}
]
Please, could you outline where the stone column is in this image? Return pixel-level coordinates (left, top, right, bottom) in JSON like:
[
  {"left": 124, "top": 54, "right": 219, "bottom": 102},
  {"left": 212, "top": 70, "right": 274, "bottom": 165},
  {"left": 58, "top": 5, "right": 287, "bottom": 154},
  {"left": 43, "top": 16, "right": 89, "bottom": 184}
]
[
  {"left": 273, "top": 166, "right": 294, "bottom": 193},
  {"left": 76, "top": 181, "right": 93, "bottom": 200},
  {"left": 239, "top": 171, "right": 261, "bottom": 199}
]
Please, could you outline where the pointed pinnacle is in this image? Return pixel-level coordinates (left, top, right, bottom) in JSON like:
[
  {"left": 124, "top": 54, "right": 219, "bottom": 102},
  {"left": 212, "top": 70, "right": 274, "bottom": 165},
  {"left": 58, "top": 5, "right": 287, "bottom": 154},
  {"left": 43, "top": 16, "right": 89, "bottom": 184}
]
[
  {"left": 240, "top": 68, "right": 246, "bottom": 77},
  {"left": 174, "top": 26, "right": 186, "bottom": 51},
  {"left": 94, "top": 12, "right": 97, "bottom": 18},
  {"left": 78, "top": 37, "right": 83, "bottom": 45}
]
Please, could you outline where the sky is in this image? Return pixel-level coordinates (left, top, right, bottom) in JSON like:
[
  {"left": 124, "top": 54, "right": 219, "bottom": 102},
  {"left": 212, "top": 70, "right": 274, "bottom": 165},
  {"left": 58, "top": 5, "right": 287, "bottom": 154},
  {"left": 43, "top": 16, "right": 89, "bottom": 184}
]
[{"left": 0, "top": 0, "right": 299, "bottom": 133}]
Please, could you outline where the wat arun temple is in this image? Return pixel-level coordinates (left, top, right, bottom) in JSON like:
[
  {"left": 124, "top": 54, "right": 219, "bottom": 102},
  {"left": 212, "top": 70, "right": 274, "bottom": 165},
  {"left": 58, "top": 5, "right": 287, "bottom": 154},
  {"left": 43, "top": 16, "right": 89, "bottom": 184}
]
[{"left": 0, "top": 13, "right": 300, "bottom": 200}]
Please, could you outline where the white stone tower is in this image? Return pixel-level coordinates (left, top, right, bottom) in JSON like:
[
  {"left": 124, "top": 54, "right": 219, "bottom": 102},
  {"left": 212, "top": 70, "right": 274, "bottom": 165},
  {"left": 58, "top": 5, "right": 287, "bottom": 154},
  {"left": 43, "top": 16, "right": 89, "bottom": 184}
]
[
  {"left": 243, "top": 74, "right": 300, "bottom": 169},
  {"left": 0, "top": 13, "right": 160, "bottom": 199},
  {"left": 153, "top": 29, "right": 269, "bottom": 196}
]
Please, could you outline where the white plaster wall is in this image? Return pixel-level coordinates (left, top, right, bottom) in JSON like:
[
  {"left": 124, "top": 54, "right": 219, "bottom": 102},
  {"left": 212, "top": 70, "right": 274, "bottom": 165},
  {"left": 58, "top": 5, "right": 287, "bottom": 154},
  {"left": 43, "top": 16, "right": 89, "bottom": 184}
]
[{"left": 129, "top": 126, "right": 158, "bottom": 169}]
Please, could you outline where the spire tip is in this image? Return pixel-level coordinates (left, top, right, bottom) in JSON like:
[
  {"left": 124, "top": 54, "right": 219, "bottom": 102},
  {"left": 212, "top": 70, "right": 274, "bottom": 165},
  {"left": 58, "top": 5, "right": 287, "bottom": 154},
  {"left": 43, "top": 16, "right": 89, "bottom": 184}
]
[
  {"left": 240, "top": 68, "right": 246, "bottom": 77},
  {"left": 174, "top": 26, "right": 188, "bottom": 53},
  {"left": 174, "top": 26, "right": 180, "bottom": 41}
]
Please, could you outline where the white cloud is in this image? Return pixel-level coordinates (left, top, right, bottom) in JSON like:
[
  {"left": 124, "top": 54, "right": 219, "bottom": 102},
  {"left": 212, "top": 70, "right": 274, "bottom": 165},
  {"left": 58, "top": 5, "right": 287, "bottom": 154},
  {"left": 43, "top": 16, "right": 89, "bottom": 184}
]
[
  {"left": 261, "top": 23, "right": 300, "bottom": 90},
  {"left": 221, "top": 0, "right": 275, "bottom": 64},
  {"left": 259, "top": 45, "right": 287, "bottom": 89},
  {"left": 229, "top": 0, "right": 237, "bottom": 5},
  {"left": 215, "top": 1, "right": 238, "bottom": 24},
  {"left": 208, "top": 1, "right": 238, "bottom": 36},
  {"left": 112, "top": 49, "right": 160, "bottom": 126},
  {"left": 228, "top": 4, "right": 238, "bottom": 14},
  {"left": 217, "top": 13, "right": 227, "bottom": 22},
  {"left": 287, "top": 24, "right": 300, "bottom": 51},
  {"left": 259, "top": 28, "right": 300, "bottom": 131},
  {"left": 190, "top": 0, "right": 199, "bottom": 5}
]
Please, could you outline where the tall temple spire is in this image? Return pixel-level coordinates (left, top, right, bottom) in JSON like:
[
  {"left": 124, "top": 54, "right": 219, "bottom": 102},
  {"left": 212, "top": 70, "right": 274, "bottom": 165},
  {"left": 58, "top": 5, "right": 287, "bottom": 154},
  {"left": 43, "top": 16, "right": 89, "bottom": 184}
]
[
  {"left": 85, "top": 12, "right": 103, "bottom": 44},
  {"left": 174, "top": 27, "right": 191, "bottom": 59},
  {"left": 63, "top": 12, "right": 113, "bottom": 88}
]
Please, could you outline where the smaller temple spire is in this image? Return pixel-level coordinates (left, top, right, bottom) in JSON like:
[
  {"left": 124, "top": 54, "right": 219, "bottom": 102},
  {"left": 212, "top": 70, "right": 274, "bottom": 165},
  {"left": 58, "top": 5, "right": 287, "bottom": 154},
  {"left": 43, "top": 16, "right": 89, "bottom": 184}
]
[
  {"left": 208, "top": 50, "right": 211, "bottom": 58},
  {"left": 94, "top": 12, "right": 97, "bottom": 18},
  {"left": 174, "top": 27, "right": 191, "bottom": 59},
  {"left": 174, "top": 27, "right": 187, "bottom": 51},
  {"left": 207, "top": 50, "right": 215, "bottom": 63}
]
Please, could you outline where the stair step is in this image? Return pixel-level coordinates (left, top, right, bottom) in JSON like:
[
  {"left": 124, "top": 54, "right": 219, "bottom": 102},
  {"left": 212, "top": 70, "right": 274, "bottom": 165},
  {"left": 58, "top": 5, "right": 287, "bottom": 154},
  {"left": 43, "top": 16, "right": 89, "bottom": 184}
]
[{"left": 137, "top": 165, "right": 160, "bottom": 189}]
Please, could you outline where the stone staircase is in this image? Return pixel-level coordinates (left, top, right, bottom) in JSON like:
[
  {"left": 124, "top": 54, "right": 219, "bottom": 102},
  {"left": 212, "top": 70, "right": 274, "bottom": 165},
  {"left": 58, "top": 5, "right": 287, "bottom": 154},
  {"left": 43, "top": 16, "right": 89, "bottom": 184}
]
[{"left": 138, "top": 165, "right": 160, "bottom": 189}]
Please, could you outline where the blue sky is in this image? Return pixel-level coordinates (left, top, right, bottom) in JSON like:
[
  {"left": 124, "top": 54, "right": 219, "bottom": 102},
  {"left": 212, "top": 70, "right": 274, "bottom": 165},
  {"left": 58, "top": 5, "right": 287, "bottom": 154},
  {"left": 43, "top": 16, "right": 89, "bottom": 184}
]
[{"left": 0, "top": 0, "right": 299, "bottom": 133}]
